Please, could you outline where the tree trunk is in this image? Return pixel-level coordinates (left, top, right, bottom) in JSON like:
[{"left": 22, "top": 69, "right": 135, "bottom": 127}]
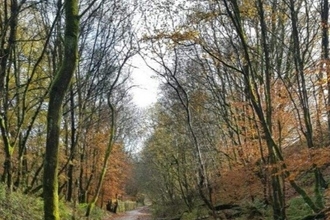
[
  {"left": 43, "top": 0, "right": 79, "bottom": 219},
  {"left": 0, "top": 0, "right": 18, "bottom": 191},
  {"left": 67, "top": 87, "right": 76, "bottom": 202}
]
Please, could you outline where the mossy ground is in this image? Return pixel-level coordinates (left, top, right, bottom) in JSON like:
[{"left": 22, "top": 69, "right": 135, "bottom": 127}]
[{"left": 0, "top": 184, "right": 107, "bottom": 220}]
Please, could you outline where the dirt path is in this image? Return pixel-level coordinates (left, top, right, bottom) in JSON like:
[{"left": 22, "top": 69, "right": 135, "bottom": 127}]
[{"left": 107, "top": 206, "right": 153, "bottom": 220}]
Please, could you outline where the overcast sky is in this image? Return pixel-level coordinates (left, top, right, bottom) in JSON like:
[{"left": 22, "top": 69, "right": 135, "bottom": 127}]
[{"left": 130, "top": 55, "right": 159, "bottom": 108}]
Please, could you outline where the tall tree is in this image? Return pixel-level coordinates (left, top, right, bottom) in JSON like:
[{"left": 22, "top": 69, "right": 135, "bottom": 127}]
[{"left": 43, "top": 0, "right": 79, "bottom": 219}]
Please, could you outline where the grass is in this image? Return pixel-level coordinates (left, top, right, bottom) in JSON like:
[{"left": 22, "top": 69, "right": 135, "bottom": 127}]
[
  {"left": 0, "top": 184, "right": 108, "bottom": 220},
  {"left": 286, "top": 196, "right": 314, "bottom": 220}
]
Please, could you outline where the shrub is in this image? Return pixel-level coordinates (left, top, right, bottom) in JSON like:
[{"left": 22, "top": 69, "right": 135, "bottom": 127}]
[{"left": 286, "top": 197, "right": 314, "bottom": 220}]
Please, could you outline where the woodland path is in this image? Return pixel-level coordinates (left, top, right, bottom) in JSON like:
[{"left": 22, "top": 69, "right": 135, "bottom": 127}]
[{"left": 107, "top": 206, "right": 153, "bottom": 220}]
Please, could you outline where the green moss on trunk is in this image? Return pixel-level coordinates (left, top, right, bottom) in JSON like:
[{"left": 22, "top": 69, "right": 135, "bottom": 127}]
[{"left": 43, "top": 0, "right": 79, "bottom": 219}]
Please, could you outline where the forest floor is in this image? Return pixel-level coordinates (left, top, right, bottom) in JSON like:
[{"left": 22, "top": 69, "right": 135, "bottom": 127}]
[{"left": 107, "top": 206, "right": 153, "bottom": 220}]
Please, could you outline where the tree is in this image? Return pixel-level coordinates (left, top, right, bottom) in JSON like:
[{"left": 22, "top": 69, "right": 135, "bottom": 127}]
[
  {"left": 0, "top": 0, "right": 54, "bottom": 192},
  {"left": 0, "top": 0, "right": 140, "bottom": 218},
  {"left": 74, "top": 0, "right": 139, "bottom": 215},
  {"left": 140, "top": 0, "right": 329, "bottom": 219},
  {"left": 0, "top": 0, "right": 21, "bottom": 190},
  {"left": 43, "top": 0, "right": 79, "bottom": 219},
  {"left": 138, "top": 105, "right": 197, "bottom": 215}
]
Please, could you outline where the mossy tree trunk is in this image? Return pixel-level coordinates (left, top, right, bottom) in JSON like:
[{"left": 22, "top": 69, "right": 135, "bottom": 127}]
[{"left": 43, "top": 0, "right": 79, "bottom": 219}]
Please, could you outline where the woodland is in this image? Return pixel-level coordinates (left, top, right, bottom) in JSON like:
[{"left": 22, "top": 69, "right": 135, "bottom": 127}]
[{"left": 2, "top": 0, "right": 330, "bottom": 220}]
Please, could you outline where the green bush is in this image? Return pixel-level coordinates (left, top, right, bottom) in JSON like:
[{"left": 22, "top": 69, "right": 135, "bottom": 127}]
[
  {"left": 0, "top": 185, "right": 44, "bottom": 220},
  {"left": 286, "top": 197, "right": 314, "bottom": 220},
  {"left": 117, "top": 200, "right": 137, "bottom": 213},
  {"left": 67, "top": 203, "right": 106, "bottom": 220}
]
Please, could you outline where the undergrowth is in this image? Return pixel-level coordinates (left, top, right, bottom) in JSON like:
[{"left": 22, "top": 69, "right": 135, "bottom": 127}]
[
  {"left": 0, "top": 183, "right": 107, "bottom": 220},
  {"left": 286, "top": 196, "right": 314, "bottom": 220}
]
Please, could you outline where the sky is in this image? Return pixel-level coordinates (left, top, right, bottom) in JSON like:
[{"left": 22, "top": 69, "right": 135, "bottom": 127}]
[{"left": 130, "top": 56, "right": 159, "bottom": 108}]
